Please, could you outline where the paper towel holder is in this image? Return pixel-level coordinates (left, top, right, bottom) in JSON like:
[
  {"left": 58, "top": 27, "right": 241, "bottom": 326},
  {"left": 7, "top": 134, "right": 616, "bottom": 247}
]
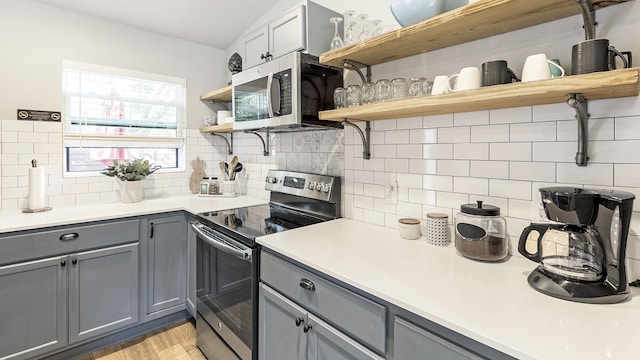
[{"left": 22, "top": 159, "right": 52, "bottom": 213}]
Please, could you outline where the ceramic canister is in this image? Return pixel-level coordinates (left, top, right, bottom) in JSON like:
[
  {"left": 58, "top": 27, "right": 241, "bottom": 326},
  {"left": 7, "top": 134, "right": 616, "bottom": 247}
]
[{"left": 426, "top": 213, "right": 450, "bottom": 246}]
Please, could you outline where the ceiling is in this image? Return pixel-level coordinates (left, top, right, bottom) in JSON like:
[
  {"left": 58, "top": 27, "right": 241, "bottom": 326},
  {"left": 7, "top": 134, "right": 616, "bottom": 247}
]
[{"left": 34, "top": 0, "right": 281, "bottom": 49}]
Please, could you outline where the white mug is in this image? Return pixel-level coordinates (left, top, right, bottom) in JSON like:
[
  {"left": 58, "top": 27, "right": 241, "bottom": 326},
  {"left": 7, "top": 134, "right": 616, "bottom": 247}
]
[
  {"left": 521, "top": 54, "right": 565, "bottom": 82},
  {"left": 448, "top": 66, "right": 482, "bottom": 92},
  {"left": 431, "top": 75, "right": 450, "bottom": 95}
]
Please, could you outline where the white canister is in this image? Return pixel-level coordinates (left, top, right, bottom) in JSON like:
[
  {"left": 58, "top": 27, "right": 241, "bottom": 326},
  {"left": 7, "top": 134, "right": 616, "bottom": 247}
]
[
  {"left": 398, "top": 218, "right": 421, "bottom": 240},
  {"left": 426, "top": 213, "right": 450, "bottom": 246}
]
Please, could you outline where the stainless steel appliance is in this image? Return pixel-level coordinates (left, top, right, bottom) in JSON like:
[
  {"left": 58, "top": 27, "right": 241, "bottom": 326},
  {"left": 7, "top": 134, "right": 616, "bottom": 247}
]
[
  {"left": 518, "top": 187, "right": 635, "bottom": 304},
  {"left": 192, "top": 170, "right": 341, "bottom": 359},
  {"left": 231, "top": 51, "right": 343, "bottom": 131}
]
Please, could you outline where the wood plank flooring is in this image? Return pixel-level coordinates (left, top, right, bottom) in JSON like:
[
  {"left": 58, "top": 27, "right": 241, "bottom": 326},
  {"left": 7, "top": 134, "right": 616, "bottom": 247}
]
[{"left": 76, "top": 320, "right": 205, "bottom": 360}]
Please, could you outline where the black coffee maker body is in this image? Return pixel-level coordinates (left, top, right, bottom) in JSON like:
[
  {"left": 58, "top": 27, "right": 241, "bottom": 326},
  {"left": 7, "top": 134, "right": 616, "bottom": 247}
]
[{"left": 518, "top": 187, "right": 635, "bottom": 304}]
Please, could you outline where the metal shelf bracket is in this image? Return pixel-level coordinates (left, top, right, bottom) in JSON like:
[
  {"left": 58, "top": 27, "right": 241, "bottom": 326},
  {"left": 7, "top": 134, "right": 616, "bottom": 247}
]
[
  {"left": 211, "top": 133, "right": 233, "bottom": 155},
  {"left": 343, "top": 59, "right": 372, "bottom": 84},
  {"left": 575, "top": 0, "right": 597, "bottom": 40},
  {"left": 342, "top": 120, "right": 371, "bottom": 160},
  {"left": 566, "top": 93, "right": 590, "bottom": 166},
  {"left": 244, "top": 130, "right": 270, "bottom": 156}
]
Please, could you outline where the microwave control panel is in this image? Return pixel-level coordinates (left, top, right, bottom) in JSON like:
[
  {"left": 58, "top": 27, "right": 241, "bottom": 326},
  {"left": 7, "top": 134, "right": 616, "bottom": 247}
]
[{"left": 277, "top": 69, "right": 292, "bottom": 115}]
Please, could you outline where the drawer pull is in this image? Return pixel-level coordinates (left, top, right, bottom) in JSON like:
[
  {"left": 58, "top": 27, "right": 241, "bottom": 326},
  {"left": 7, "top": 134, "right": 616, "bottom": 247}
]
[
  {"left": 299, "top": 278, "right": 315, "bottom": 292},
  {"left": 303, "top": 324, "right": 312, "bottom": 333},
  {"left": 295, "top": 317, "right": 304, "bottom": 327},
  {"left": 59, "top": 233, "right": 79, "bottom": 241}
]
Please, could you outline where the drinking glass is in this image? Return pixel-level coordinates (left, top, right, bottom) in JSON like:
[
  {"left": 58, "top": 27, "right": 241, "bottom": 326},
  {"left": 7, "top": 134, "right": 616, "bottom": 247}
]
[
  {"left": 329, "top": 17, "right": 344, "bottom": 50},
  {"left": 391, "top": 78, "right": 408, "bottom": 100},
  {"left": 333, "top": 87, "right": 345, "bottom": 108},
  {"left": 361, "top": 82, "right": 375, "bottom": 105},
  {"left": 375, "top": 79, "right": 391, "bottom": 102},
  {"left": 346, "top": 85, "right": 361, "bottom": 107},
  {"left": 357, "top": 14, "right": 369, "bottom": 42},
  {"left": 369, "top": 19, "right": 383, "bottom": 38},
  {"left": 343, "top": 10, "right": 356, "bottom": 45},
  {"left": 408, "top": 77, "right": 428, "bottom": 97}
]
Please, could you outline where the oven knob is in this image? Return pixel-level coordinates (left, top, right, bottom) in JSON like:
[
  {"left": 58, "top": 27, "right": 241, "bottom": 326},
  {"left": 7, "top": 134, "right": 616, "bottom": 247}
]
[
  {"left": 308, "top": 181, "right": 316, "bottom": 190},
  {"left": 315, "top": 182, "right": 324, "bottom": 191},
  {"left": 265, "top": 176, "right": 277, "bottom": 184},
  {"left": 322, "top": 184, "right": 331, "bottom": 193}
]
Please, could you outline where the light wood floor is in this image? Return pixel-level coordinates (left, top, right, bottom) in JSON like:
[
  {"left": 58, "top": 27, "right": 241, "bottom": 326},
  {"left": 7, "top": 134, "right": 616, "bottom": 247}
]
[{"left": 76, "top": 320, "right": 205, "bottom": 360}]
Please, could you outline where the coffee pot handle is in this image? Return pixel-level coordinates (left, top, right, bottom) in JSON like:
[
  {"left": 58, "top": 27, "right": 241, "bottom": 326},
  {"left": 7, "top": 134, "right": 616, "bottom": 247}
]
[
  {"left": 517, "top": 223, "right": 550, "bottom": 262},
  {"left": 608, "top": 46, "right": 630, "bottom": 69}
]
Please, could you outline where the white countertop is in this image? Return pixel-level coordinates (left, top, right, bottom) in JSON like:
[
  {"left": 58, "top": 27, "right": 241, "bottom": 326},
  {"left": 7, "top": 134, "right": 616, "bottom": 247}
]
[
  {"left": 256, "top": 218, "right": 640, "bottom": 360},
  {"left": 0, "top": 195, "right": 267, "bottom": 234}
]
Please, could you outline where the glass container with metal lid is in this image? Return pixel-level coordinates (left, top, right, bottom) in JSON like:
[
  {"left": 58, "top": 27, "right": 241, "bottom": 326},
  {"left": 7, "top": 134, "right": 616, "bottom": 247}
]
[{"left": 455, "top": 200, "right": 508, "bottom": 261}]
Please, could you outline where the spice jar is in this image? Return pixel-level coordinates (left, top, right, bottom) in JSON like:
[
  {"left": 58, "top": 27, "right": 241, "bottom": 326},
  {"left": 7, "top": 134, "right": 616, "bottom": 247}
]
[
  {"left": 454, "top": 200, "right": 508, "bottom": 261},
  {"left": 200, "top": 177, "right": 211, "bottom": 195},
  {"left": 208, "top": 177, "right": 220, "bottom": 195}
]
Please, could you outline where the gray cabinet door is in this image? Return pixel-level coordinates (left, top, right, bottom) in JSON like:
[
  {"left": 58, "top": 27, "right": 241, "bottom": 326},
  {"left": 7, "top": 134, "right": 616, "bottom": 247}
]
[
  {"left": 146, "top": 214, "right": 187, "bottom": 315},
  {"left": 186, "top": 220, "right": 197, "bottom": 317},
  {"left": 259, "top": 284, "right": 307, "bottom": 360},
  {"left": 69, "top": 243, "right": 139, "bottom": 343},
  {"left": 393, "top": 317, "right": 484, "bottom": 360},
  {"left": 308, "top": 314, "right": 384, "bottom": 360},
  {"left": 0, "top": 256, "right": 67, "bottom": 360}
]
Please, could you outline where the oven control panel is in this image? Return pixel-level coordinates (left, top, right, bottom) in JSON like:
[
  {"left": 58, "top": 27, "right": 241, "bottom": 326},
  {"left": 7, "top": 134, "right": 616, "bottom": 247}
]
[{"left": 265, "top": 170, "right": 340, "bottom": 202}]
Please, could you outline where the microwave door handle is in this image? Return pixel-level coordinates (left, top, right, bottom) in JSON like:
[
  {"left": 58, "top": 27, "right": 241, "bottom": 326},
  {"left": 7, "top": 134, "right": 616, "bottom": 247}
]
[{"left": 266, "top": 72, "right": 282, "bottom": 117}]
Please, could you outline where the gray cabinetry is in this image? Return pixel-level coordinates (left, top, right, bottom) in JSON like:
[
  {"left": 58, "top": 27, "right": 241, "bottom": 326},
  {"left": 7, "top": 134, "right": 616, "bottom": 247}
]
[
  {"left": 393, "top": 317, "right": 484, "bottom": 360},
  {"left": 69, "top": 243, "right": 139, "bottom": 343},
  {"left": 0, "top": 256, "right": 67, "bottom": 360},
  {"left": 186, "top": 218, "right": 197, "bottom": 317},
  {"left": 143, "top": 213, "right": 187, "bottom": 319},
  {"left": 259, "top": 284, "right": 382, "bottom": 360},
  {"left": 241, "top": 1, "right": 339, "bottom": 69}
]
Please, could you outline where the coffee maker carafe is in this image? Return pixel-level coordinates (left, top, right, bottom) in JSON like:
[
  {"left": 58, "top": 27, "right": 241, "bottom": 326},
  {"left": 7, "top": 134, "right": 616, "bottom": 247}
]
[{"left": 518, "top": 187, "right": 634, "bottom": 304}]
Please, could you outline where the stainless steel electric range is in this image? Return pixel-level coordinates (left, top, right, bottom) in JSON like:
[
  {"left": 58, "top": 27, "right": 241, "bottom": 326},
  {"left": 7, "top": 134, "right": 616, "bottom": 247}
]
[{"left": 191, "top": 170, "right": 341, "bottom": 360}]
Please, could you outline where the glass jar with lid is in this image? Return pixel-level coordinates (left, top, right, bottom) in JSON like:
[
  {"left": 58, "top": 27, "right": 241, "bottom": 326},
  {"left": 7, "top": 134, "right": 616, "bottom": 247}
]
[{"left": 454, "top": 200, "right": 508, "bottom": 261}]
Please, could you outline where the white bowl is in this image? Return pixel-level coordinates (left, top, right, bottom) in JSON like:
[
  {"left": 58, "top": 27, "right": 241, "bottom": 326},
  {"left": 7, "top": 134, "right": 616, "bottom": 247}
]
[{"left": 390, "top": 0, "right": 446, "bottom": 27}]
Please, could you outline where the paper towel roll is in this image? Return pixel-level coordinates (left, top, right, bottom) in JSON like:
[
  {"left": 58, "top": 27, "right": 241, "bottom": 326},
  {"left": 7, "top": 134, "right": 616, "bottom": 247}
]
[{"left": 28, "top": 165, "right": 46, "bottom": 210}]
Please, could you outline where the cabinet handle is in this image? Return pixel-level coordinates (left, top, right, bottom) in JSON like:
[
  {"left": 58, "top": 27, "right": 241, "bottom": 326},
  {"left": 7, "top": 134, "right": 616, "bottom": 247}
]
[
  {"left": 261, "top": 52, "right": 272, "bottom": 60},
  {"left": 295, "top": 317, "right": 304, "bottom": 327},
  {"left": 303, "top": 324, "right": 312, "bottom": 333},
  {"left": 72, "top": 258, "right": 77, "bottom": 265},
  {"left": 299, "top": 278, "right": 315, "bottom": 292},
  {"left": 59, "top": 233, "right": 79, "bottom": 241},
  {"left": 61, "top": 260, "right": 66, "bottom": 267},
  {"left": 150, "top": 223, "right": 154, "bottom": 239}
]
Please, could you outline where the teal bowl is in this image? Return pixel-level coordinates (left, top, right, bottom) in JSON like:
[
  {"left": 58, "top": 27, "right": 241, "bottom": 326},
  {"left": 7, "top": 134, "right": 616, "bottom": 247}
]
[{"left": 390, "top": 0, "right": 446, "bottom": 27}]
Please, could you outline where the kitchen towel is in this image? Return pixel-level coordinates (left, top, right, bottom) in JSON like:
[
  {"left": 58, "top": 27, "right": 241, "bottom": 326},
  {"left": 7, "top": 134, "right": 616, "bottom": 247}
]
[{"left": 28, "top": 160, "right": 46, "bottom": 210}]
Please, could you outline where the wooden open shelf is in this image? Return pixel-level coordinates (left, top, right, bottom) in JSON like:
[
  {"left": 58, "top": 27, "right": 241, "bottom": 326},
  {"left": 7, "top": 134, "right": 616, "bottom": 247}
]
[
  {"left": 319, "top": 0, "right": 630, "bottom": 68},
  {"left": 319, "top": 68, "right": 640, "bottom": 121},
  {"left": 200, "top": 85, "right": 232, "bottom": 102},
  {"left": 199, "top": 122, "right": 234, "bottom": 133}
]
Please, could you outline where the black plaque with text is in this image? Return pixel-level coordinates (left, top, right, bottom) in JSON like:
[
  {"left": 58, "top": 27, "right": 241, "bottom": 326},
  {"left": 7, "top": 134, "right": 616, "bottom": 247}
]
[{"left": 17, "top": 109, "right": 61, "bottom": 122}]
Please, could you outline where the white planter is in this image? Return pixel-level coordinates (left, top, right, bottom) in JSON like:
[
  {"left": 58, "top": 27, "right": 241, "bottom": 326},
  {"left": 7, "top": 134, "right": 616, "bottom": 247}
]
[{"left": 119, "top": 181, "right": 143, "bottom": 203}]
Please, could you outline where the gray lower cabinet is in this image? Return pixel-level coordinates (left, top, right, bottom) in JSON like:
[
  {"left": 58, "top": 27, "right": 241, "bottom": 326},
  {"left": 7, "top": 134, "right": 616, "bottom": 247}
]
[
  {"left": 186, "top": 218, "right": 197, "bottom": 317},
  {"left": 0, "top": 256, "right": 67, "bottom": 360},
  {"left": 143, "top": 214, "right": 187, "bottom": 319},
  {"left": 393, "top": 317, "right": 484, "bottom": 360},
  {"left": 259, "top": 283, "right": 384, "bottom": 360},
  {"left": 0, "top": 243, "right": 139, "bottom": 360}
]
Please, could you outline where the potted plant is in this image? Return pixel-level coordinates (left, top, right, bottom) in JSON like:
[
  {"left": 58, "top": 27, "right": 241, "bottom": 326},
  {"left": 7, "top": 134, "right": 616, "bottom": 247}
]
[{"left": 101, "top": 158, "right": 160, "bottom": 203}]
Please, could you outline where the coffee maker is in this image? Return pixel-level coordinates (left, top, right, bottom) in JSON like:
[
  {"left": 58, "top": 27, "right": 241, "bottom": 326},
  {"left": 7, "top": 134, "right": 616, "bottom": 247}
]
[{"left": 518, "top": 187, "right": 635, "bottom": 304}]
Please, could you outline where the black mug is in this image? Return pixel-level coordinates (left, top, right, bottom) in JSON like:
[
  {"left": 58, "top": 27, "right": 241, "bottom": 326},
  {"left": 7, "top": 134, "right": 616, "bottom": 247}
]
[
  {"left": 571, "top": 38, "right": 631, "bottom": 74},
  {"left": 481, "top": 60, "right": 519, "bottom": 86}
]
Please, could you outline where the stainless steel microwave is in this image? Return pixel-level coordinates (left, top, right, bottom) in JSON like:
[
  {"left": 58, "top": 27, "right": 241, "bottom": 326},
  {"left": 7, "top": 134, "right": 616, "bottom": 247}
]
[{"left": 232, "top": 51, "right": 343, "bottom": 131}]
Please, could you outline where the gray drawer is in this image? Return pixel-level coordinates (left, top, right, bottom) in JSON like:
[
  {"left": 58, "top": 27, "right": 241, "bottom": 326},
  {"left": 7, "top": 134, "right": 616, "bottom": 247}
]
[
  {"left": 260, "top": 252, "right": 386, "bottom": 354},
  {"left": 0, "top": 219, "right": 140, "bottom": 265}
]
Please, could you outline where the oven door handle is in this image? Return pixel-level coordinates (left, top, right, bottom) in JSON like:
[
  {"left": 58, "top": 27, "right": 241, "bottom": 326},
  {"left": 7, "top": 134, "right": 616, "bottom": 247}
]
[{"left": 190, "top": 223, "right": 253, "bottom": 262}]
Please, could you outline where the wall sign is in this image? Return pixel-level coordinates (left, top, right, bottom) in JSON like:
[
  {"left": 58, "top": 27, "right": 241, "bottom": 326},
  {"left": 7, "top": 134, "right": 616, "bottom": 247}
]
[{"left": 17, "top": 109, "right": 61, "bottom": 122}]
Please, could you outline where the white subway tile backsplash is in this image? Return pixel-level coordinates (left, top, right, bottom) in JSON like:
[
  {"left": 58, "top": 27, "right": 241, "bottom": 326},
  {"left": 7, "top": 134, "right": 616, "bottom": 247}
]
[
  {"left": 33, "top": 121, "right": 62, "bottom": 133},
  {"left": 410, "top": 129, "right": 438, "bottom": 144},
  {"left": 371, "top": 119, "right": 397, "bottom": 131},
  {"left": 362, "top": 209, "right": 385, "bottom": 226},
  {"left": 491, "top": 142, "right": 531, "bottom": 161},
  {"left": 557, "top": 163, "right": 613, "bottom": 186},
  {"left": 397, "top": 173, "right": 424, "bottom": 190},
  {"left": 508, "top": 199, "right": 533, "bottom": 220},
  {"left": 615, "top": 164, "right": 640, "bottom": 188},
  {"left": 615, "top": 116, "right": 640, "bottom": 140},
  {"left": 353, "top": 195, "right": 374, "bottom": 210},
  {"left": 470, "top": 161, "right": 509, "bottom": 179},
  {"left": 385, "top": 158, "right": 409, "bottom": 173},
  {"left": 589, "top": 97, "right": 640, "bottom": 119},
  {"left": 454, "top": 177, "right": 489, "bottom": 196},
  {"left": 453, "top": 111, "right": 490, "bottom": 126},
  {"left": 557, "top": 118, "right": 614, "bottom": 141},
  {"left": 1, "top": 131, "right": 18, "bottom": 142},
  {"left": 510, "top": 122, "right": 556, "bottom": 142},
  {"left": 373, "top": 198, "right": 398, "bottom": 214},
  {"left": 363, "top": 184, "right": 385, "bottom": 199},
  {"left": 409, "top": 159, "right": 437, "bottom": 174},
  {"left": 2, "top": 142, "right": 33, "bottom": 154},
  {"left": 423, "top": 175, "right": 453, "bottom": 192},
  {"left": 423, "top": 114, "right": 454, "bottom": 128},
  {"left": 372, "top": 144, "right": 397, "bottom": 158},
  {"left": 532, "top": 103, "right": 573, "bottom": 122},
  {"left": 396, "top": 201, "right": 424, "bottom": 218},
  {"left": 353, "top": 170, "right": 374, "bottom": 184},
  {"left": 470, "top": 124, "right": 509, "bottom": 143},
  {"left": 396, "top": 117, "right": 422, "bottom": 129},
  {"left": 2, "top": 120, "right": 33, "bottom": 132},
  {"left": 370, "top": 131, "right": 385, "bottom": 145},
  {"left": 424, "top": 144, "right": 453, "bottom": 159},
  {"left": 532, "top": 142, "right": 575, "bottom": 162},
  {"left": 489, "top": 106, "right": 532, "bottom": 124},
  {"left": 397, "top": 144, "right": 423, "bottom": 159},
  {"left": 18, "top": 132, "right": 49, "bottom": 143},
  {"left": 408, "top": 189, "right": 436, "bottom": 206},
  {"left": 510, "top": 162, "right": 556, "bottom": 182},
  {"left": 362, "top": 158, "right": 385, "bottom": 172},
  {"left": 438, "top": 126, "right": 470, "bottom": 143},
  {"left": 454, "top": 143, "right": 489, "bottom": 160},
  {"left": 436, "top": 192, "right": 470, "bottom": 209},
  {"left": 589, "top": 140, "right": 640, "bottom": 163},
  {"left": 489, "top": 179, "right": 532, "bottom": 200},
  {"left": 437, "top": 160, "right": 470, "bottom": 176}
]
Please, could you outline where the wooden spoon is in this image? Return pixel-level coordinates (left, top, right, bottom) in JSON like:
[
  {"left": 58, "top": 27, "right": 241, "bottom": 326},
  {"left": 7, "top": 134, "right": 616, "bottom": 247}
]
[
  {"left": 229, "top": 156, "right": 238, "bottom": 180},
  {"left": 219, "top": 161, "right": 228, "bottom": 181}
]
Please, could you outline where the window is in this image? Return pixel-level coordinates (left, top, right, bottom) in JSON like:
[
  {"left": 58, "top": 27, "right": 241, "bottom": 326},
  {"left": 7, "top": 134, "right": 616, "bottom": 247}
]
[{"left": 62, "top": 60, "right": 186, "bottom": 174}]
